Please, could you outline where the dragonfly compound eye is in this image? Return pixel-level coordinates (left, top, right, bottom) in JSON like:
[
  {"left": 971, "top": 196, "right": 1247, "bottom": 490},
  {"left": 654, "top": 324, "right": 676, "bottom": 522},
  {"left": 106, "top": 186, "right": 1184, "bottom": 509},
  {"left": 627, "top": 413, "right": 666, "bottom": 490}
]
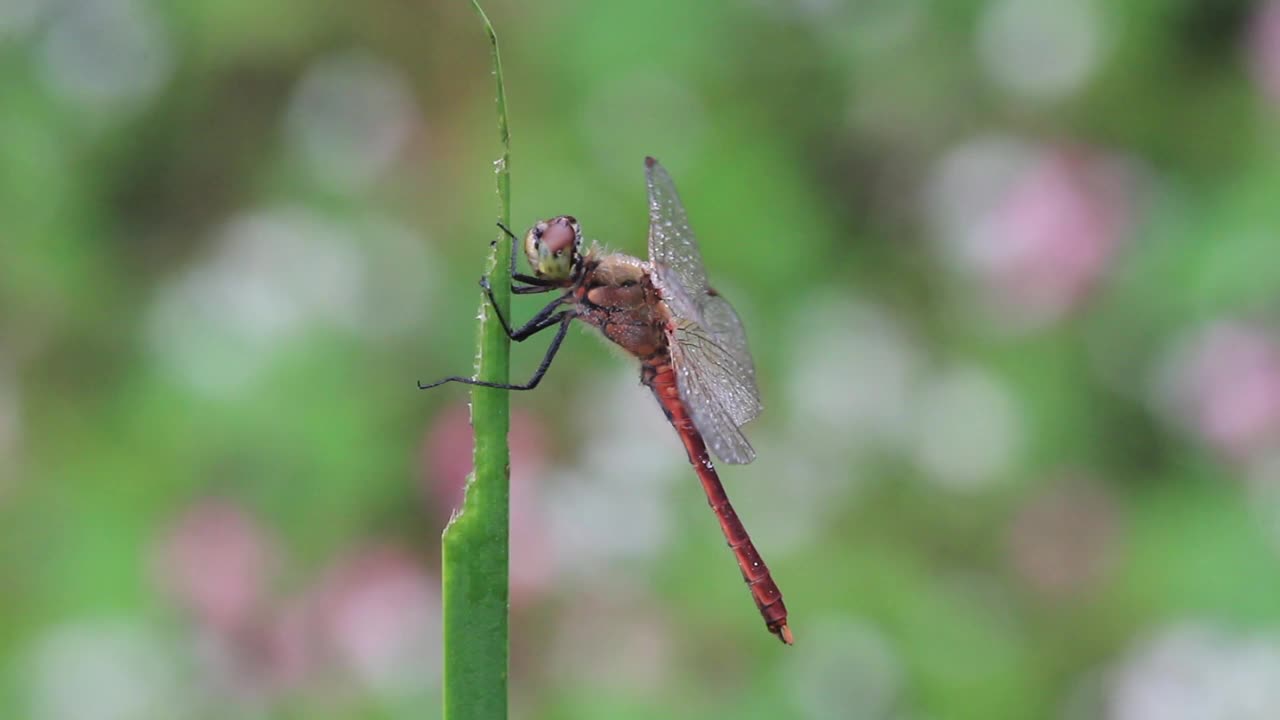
[{"left": 527, "top": 215, "right": 579, "bottom": 281}]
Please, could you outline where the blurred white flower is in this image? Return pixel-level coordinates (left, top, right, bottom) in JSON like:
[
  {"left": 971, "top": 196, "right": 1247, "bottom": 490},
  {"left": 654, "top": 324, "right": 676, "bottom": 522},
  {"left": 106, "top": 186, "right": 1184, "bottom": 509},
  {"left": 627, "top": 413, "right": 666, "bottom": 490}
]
[
  {"left": 544, "top": 367, "right": 685, "bottom": 574},
  {"left": 548, "top": 593, "right": 675, "bottom": 694},
  {"left": 911, "top": 363, "right": 1022, "bottom": 491},
  {"left": 285, "top": 50, "right": 420, "bottom": 192},
  {"left": 978, "top": 0, "right": 1104, "bottom": 102},
  {"left": 347, "top": 215, "right": 439, "bottom": 340},
  {"left": 1249, "top": 0, "right": 1280, "bottom": 108},
  {"left": 146, "top": 207, "right": 433, "bottom": 397},
  {"left": 783, "top": 617, "right": 904, "bottom": 720},
  {"left": 784, "top": 293, "right": 923, "bottom": 459},
  {"left": 1108, "top": 624, "right": 1280, "bottom": 720},
  {"left": 1246, "top": 449, "right": 1280, "bottom": 553},
  {"left": 0, "top": 0, "right": 45, "bottom": 38},
  {"left": 37, "top": 0, "right": 172, "bottom": 117},
  {"left": 544, "top": 466, "right": 672, "bottom": 574},
  {"left": 25, "top": 618, "right": 184, "bottom": 720},
  {"left": 782, "top": 292, "right": 1022, "bottom": 492},
  {"left": 731, "top": 436, "right": 834, "bottom": 554},
  {"left": 929, "top": 136, "right": 1036, "bottom": 249}
]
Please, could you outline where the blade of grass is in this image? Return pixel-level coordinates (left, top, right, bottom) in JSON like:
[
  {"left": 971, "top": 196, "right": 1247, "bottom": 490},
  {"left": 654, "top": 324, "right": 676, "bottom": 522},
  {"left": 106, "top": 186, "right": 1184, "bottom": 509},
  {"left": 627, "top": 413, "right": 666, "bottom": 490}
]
[{"left": 442, "top": 2, "right": 511, "bottom": 718}]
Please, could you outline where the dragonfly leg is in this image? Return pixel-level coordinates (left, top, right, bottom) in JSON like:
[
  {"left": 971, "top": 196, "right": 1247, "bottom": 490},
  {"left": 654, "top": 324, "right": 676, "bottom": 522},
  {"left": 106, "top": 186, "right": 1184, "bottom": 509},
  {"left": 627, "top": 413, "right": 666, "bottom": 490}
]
[
  {"left": 512, "top": 272, "right": 547, "bottom": 285},
  {"left": 505, "top": 302, "right": 569, "bottom": 342},
  {"left": 478, "top": 279, "right": 567, "bottom": 341},
  {"left": 418, "top": 314, "right": 573, "bottom": 391},
  {"left": 477, "top": 222, "right": 556, "bottom": 322},
  {"left": 496, "top": 221, "right": 551, "bottom": 286},
  {"left": 512, "top": 283, "right": 555, "bottom": 295}
]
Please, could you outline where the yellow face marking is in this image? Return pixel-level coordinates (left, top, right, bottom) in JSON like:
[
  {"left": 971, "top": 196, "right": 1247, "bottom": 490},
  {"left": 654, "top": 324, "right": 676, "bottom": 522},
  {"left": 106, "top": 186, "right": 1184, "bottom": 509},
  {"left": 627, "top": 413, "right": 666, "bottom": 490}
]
[{"left": 524, "top": 215, "right": 581, "bottom": 281}]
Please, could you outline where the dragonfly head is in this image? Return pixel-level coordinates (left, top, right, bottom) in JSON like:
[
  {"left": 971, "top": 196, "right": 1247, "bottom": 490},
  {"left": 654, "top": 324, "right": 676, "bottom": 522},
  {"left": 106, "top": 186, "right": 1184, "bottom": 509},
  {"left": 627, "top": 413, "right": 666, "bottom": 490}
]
[{"left": 525, "top": 215, "right": 582, "bottom": 282}]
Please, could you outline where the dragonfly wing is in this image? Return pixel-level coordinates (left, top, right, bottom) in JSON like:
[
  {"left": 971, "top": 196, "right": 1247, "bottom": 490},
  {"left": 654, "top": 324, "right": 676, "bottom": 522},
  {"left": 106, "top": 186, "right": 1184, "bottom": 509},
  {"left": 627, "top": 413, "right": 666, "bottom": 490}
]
[
  {"left": 646, "top": 156, "right": 763, "bottom": 464},
  {"left": 646, "top": 157, "right": 710, "bottom": 308},
  {"left": 669, "top": 324, "right": 758, "bottom": 465},
  {"left": 698, "top": 292, "right": 761, "bottom": 423}
]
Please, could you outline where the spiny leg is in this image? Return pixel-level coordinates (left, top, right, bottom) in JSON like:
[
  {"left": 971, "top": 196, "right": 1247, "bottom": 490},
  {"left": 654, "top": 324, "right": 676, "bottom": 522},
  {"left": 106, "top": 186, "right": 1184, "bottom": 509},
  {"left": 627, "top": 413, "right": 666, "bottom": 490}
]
[
  {"left": 478, "top": 222, "right": 557, "bottom": 338},
  {"left": 422, "top": 223, "right": 571, "bottom": 390},
  {"left": 478, "top": 278, "right": 568, "bottom": 341},
  {"left": 501, "top": 303, "right": 569, "bottom": 342},
  {"left": 418, "top": 314, "right": 574, "bottom": 391},
  {"left": 513, "top": 284, "right": 555, "bottom": 295}
]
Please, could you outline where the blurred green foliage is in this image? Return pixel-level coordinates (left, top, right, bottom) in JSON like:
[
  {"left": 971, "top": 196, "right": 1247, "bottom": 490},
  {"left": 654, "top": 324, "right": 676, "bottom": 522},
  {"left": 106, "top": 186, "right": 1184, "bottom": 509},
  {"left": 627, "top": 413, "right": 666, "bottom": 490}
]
[{"left": 3, "top": 0, "right": 1280, "bottom": 719}]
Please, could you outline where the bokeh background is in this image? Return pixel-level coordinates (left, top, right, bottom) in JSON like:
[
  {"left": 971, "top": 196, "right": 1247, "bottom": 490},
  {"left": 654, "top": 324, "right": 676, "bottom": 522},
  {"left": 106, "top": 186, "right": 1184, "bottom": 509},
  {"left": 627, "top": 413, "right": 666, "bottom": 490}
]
[{"left": 5, "top": 0, "right": 1280, "bottom": 718}]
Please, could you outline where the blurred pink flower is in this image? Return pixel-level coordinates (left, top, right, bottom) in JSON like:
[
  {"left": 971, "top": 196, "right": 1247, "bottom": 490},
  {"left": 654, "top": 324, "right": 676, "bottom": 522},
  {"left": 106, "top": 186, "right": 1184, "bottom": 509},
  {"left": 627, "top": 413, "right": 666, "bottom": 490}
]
[
  {"left": 255, "top": 597, "right": 315, "bottom": 695},
  {"left": 314, "top": 544, "right": 440, "bottom": 694},
  {"left": 1165, "top": 322, "right": 1280, "bottom": 460},
  {"left": 547, "top": 591, "right": 674, "bottom": 693},
  {"left": 1008, "top": 479, "right": 1119, "bottom": 598},
  {"left": 983, "top": 148, "right": 1130, "bottom": 323},
  {"left": 422, "top": 404, "right": 549, "bottom": 508},
  {"left": 930, "top": 139, "right": 1136, "bottom": 329},
  {"left": 154, "top": 498, "right": 276, "bottom": 633},
  {"left": 1249, "top": 0, "right": 1280, "bottom": 107},
  {"left": 510, "top": 467, "right": 553, "bottom": 608},
  {"left": 190, "top": 598, "right": 316, "bottom": 704},
  {"left": 421, "top": 404, "right": 553, "bottom": 606},
  {"left": 1108, "top": 624, "right": 1280, "bottom": 720},
  {"left": 422, "top": 403, "right": 474, "bottom": 513}
]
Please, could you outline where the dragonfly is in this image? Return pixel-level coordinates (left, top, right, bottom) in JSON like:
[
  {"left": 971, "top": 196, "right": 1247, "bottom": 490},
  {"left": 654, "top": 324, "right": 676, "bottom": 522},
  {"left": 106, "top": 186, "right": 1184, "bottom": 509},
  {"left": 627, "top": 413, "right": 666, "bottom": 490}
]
[{"left": 421, "top": 157, "right": 790, "bottom": 644}]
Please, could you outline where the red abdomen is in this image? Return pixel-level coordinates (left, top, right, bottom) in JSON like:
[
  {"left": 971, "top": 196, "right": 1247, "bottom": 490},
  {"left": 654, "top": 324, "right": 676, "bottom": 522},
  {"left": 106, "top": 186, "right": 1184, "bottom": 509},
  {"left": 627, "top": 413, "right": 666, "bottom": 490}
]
[{"left": 643, "top": 359, "right": 791, "bottom": 643}]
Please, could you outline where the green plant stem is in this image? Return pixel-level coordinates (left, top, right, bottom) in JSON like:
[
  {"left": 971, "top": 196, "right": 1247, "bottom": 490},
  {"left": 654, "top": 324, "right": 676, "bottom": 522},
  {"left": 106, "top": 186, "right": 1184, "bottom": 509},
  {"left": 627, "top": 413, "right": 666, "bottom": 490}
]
[{"left": 442, "top": 2, "right": 511, "bottom": 718}]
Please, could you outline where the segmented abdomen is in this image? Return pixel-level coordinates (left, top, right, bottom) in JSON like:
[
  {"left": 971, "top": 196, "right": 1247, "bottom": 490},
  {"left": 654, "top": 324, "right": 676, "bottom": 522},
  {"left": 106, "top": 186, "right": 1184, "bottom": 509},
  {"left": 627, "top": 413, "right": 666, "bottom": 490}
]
[{"left": 642, "top": 358, "right": 791, "bottom": 643}]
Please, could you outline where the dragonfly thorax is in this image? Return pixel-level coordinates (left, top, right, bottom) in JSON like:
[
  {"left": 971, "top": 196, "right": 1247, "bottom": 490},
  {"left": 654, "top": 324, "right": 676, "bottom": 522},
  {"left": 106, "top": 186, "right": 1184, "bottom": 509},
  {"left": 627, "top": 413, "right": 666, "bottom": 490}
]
[
  {"left": 580, "top": 254, "right": 653, "bottom": 309},
  {"left": 574, "top": 253, "right": 669, "bottom": 359},
  {"left": 524, "top": 215, "right": 582, "bottom": 282}
]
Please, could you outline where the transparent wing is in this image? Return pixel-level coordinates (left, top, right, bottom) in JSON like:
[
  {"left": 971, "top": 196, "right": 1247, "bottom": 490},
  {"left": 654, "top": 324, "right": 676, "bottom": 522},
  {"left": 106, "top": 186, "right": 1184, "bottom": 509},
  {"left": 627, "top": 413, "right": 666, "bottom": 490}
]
[
  {"left": 677, "top": 293, "right": 761, "bottom": 427},
  {"left": 669, "top": 320, "right": 758, "bottom": 465},
  {"left": 645, "top": 156, "right": 763, "bottom": 464},
  {"left": 646, "top": 157, "right": 711, "bottom": 310}
]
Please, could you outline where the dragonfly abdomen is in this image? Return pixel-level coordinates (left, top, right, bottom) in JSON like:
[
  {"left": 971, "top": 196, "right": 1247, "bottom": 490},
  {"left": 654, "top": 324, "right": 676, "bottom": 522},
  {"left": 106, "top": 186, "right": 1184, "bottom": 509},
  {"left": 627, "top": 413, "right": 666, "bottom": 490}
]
[{"left": 642, "top": 359, "right": 792, "bottom": 644}]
